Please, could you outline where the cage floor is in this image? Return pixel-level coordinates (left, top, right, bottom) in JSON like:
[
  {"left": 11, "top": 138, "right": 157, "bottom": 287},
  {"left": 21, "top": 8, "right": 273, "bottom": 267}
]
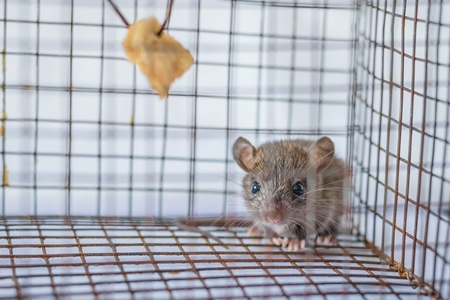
[{"left": 0, "top": 216, "right": 429, "bottom": 300}]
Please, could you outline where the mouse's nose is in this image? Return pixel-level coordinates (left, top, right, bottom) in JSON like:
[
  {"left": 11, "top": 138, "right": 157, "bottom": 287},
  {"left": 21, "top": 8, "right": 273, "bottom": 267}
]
[{"left": 267, "top": 212, "right": 283, "bottom": 224}]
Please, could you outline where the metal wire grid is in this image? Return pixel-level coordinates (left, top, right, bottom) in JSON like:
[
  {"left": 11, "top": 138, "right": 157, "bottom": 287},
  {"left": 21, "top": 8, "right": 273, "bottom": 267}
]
[
  {"left": 0, "top": 216, "right": 432, "bottom": 300},
  {"left": 0, "top": 0, "right": 356, "bottom": 218},
  {"left": 0, "top": 0, "right": 447, "bottom": 299},
  {"left": 353, "top": 0, "right": 450, "bottom": 299}
]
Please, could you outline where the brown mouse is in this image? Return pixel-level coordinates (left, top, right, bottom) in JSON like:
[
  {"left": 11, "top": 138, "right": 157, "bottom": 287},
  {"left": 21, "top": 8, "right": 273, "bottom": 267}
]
[{"left": 232, "top": 136, "right": 350, "bottom": 251}]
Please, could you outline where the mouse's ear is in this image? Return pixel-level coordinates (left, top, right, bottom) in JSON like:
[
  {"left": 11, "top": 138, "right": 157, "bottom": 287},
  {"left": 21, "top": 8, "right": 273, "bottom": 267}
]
[
  {"left": 308, "top": 136, "right": 335, "bottom": 171},
  {"left": 233, "top": 137, "right": 257, "bottom": 172}
]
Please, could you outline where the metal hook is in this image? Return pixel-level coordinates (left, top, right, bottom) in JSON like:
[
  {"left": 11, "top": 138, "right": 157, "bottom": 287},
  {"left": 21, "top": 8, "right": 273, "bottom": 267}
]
[
  {"left": 157, "top": 0, "right": 175, "bottom": 36},
  {"left": 107, "top": 0, "right": 174, "bottom": 35},
  {"left": 107, "top": 0, "right": 130, "bottom": 27}
]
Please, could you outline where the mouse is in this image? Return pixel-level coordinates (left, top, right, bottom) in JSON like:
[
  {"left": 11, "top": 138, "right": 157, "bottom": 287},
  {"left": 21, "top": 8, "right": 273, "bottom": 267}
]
[{"left": 232, "top": 136, "right": 350, "bottom": 251}]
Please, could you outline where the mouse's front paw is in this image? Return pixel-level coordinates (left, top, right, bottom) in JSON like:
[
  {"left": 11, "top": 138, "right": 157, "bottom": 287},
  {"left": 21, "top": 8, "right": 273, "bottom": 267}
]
[
  {"left": 315, "top": 235, "right": 337, "bottom": 246},
  {"left": 246, "top": 225, "right": 264, "bottom": 240},
  {"left": 271, "top": 237, "right": 305, "bottom": 251},
  {"left": 287, "top": 238, "right": 306, "bottom": 251}
]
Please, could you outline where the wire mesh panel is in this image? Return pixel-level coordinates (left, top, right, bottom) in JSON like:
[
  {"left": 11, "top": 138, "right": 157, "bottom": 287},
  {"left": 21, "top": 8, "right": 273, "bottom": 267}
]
[
  {"left": 0, "top": 216, "right": 432, "bottom": 300},
  {"left": 0, "top": 0, "right": 448, "bottom": 299},
  {"left": 354, "top": 0, "right": 450, "bottom": 298},
  {"left": 0, "top": 0, "right": 356, "bottom": 218}
]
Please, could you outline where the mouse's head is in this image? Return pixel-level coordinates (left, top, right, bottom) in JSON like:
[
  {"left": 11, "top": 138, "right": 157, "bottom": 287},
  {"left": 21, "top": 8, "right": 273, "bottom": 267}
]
[{"left": 232, "top": 136, "right": 335, "bottom": 229}]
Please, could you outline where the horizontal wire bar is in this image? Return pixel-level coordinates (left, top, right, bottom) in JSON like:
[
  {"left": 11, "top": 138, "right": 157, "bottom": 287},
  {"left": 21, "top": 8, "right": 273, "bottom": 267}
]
[
  {"left": 3, "top": 51, "right": 353, "bottom": 73},
  {"left": 0, "top": 279, "right": 415, "bottom": 294},
  {"left": 0, "top": 289, "right": 426, "bottom": 300},
  {"left": 0, "top": 270, "right": 409, "bottom": 282},
  {"left": 2, "top": 84, "right": 354, "bottom": 101},
  {"left": 0, "top": 20, "right": 357, "bottom": 39},
  {"left": 0, "top": 260, "right": 398, "bottom": 272}
]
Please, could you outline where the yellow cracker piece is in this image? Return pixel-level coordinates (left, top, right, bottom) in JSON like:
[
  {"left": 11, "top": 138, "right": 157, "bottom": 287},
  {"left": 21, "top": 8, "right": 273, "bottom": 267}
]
[{"left": 123, "top": 17, "right": 194, "bottom": 99}]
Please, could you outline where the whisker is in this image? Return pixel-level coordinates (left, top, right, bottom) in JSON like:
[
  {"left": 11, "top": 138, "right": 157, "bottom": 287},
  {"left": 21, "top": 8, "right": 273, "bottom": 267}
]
[
  {"left": 196, "top": 167, "right": 244, "bottom": 188},
  {"left": 302, "top": 148, "right": 335, "bottom": 175},
  {"left": 306, "top": 214, "right": 347, "bottom": 231}
]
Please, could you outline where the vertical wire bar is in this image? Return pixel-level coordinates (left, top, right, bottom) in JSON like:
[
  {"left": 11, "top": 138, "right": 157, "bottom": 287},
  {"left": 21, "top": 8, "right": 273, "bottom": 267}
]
[
  {"left": 401, "top": 0, "right": 419, "bottom": 273},
  {"left": 33, "top": 0, "right": 41, "bottom": 215},
  {"left": 313, "top": 248, "right": 367, "bottom": 300},
  {"left": 157, "top": 101, "right": 169, "bottom": 218},
  {"left": 133, "top": 224, "right": 174, "bottom": 300},
  {"left": 409, "top": 0, "right": 429, "bottom": 281},
  {"left": 362, "top": 0, "right": 379, "bottom": 241},
  {"left": 254, "top": 2, "right": 265, "bottom": 145},
  {"left": 284, "top": 251, "right": 327, "bottom": 298},
  {"left": 429, "top": 0, "right": 445, "bottom": 293},
  {"left": 286, "top": 0, "right": 297, "bottom": 134},
  {"left": 234, "top": 232, "right": 288, "bottom": 298},
  {"left": 364, "top": 1, "right": 377, "bottom": 237},
  {"left": 341, "top": 246, "right": 400, "bottom": 297},
  {"left": 223, "top": 0, "right": 236, "bottom": 216},
  {"left": 1, "top": 0, "right": 6, "bottom": 215},
  {"left": 66, "top": 0, "right": 74, "bottom": 215},
  {"left": 156, "top": 0, "right": 169, "bottom": 217},
  {"left": 415, "top": 0, "right": 433, "bottom": 288},
  {"left": 4, "top": 224, "right": 22, "bottom": 298},
  {"left": 36, "top": 221, "right": 58, "bottom": 299},
  {"left": 99, "top": 221, "right": 135, "bottom": 299},
  {"left": 206, "top": 239, "right": 249, "bottom": 299},
  {"left": 127, "top": 0, "right": 138, "bottom": 217},
  {"left": 70, "top": 223, "right": 98, "bottom": 299},
  {"left": 169, "top": 227, "right": 213, "bottom": 299},
  {"left": 352, "top": 0, "right": 364, "bottom": 237},
  {"left": 188, "top": 0, "right": 202, "bottom": 218},
  {"left": 390, "top": 0, "right": 407, "bottom": 265},
  {"left": 309, "top": 6, "right": 319, "bottom": 137},
  {"left": 445, "top": 220, "right": 450, "bottom": 299},
  {"left": 346, "top": 0, "right": 360, "bottom": 235},
  {"left": 316, "top": 0, "right": 329, "bottom": 138},
  {"left": 96, "top": 0, "right": 106, "bottom": 216},
  {"left": 372, "top": 0, "right": 387, "bottom": 247},
  {"left": 381, "top": 0, "right": 397, "bottom": 263},
  {"left": 435, "top": 5, "right": 450, "bottom": 292},
  {"left": 265, "top": 8, "right": 276, "bottom": 142}
]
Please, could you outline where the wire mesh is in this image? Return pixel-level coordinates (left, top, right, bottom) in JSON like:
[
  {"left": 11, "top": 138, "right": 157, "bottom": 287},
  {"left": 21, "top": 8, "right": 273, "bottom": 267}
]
[
  {"left": 353, "top": 0, "right": 450, "bottom": 298},
  {"left": 0, "top": 0, "right": 355, "bottom": 218},
  {"left": 0, "top": 216, "right": 431, "bottom": 300},
  {"left": 0, "top": 0, "right": 448, "bottom": 299}
]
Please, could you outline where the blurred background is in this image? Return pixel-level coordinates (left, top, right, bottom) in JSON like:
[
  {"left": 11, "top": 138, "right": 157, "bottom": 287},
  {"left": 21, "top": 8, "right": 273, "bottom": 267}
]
[
  {"left": 0, "top": 0, "right": 449, "bottom": 297},
  {"left": 0, "top": 0, "right": 355, "bottom": 218}
]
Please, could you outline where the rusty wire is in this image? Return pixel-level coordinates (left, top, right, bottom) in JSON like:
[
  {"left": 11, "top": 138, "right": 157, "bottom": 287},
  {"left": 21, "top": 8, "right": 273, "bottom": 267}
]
[
  {"left": 0, "top": 216, "right": 433, "bottom": 299},
  {"left": 354, "top": 0, "right": 450, "bottom": 299},
  {"left": 0, "top": 0, "right": 448, "bottom": 299}
]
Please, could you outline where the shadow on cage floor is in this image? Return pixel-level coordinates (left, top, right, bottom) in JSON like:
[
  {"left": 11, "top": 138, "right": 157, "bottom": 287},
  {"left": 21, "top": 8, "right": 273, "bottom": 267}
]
[{"left": 0, "top": 216, "right": 432, "bottom": 300}]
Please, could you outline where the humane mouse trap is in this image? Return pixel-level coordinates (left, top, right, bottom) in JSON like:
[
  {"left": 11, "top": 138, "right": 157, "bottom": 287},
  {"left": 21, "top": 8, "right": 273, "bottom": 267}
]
[{"left": 0, "top": 0, "right": 448, "bottom": 299}]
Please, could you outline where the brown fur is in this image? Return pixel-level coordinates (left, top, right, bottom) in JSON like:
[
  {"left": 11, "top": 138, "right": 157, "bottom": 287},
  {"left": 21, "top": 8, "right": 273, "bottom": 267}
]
[{"left": 233, "top": 137, "right": 350, "bottom": 244}]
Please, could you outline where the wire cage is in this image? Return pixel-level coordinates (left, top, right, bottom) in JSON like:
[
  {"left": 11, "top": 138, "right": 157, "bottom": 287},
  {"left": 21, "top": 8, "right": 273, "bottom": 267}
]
[{"left": 0, "top": 0, "right": 448, "bottom": 299}]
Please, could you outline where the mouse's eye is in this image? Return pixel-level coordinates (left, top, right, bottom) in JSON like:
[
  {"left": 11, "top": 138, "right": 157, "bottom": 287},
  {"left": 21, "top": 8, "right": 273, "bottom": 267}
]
[
  {"left": 292, "top": 182, "right": 304, "bottom": 196},
  {"left": 251, "top": 182, "right": 261, "bottom": 194}
]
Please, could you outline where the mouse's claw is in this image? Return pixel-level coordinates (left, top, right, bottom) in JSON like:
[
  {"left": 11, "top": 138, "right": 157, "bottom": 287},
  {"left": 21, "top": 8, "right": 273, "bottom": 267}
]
[
  {"left": 315, "top": 235, "right": 337, "bottom": 246},
  {"left": 271, "top": 237, "right": 283, "bottom": 246},
  {"left": 287, "top": 238, "right": 305, "bottom": 251},
  {"left": 271, "top": 237, "right": 306, "bottom": 251},
  {"left": 316, "top": 236, "right": 324, "bottom": 245},
  {"left": 300, "top": 239, "right": 306, "bottom": 249}
]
